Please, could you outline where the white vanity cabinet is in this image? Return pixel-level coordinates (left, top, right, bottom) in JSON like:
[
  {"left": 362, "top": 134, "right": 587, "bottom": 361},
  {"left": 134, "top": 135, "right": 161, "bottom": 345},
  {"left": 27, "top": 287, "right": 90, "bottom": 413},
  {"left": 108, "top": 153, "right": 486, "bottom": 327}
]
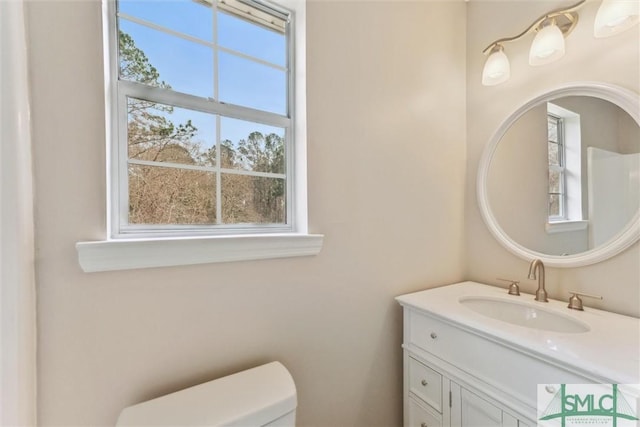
[
  {"left": 401, "top": 305, "right": 592, "bottom": 427},
  {"left": 406, "top": 353, "right": 530, "bottom": 427},
  {"left": 397, "top": 282, "right": 640, "bottom": 427}
]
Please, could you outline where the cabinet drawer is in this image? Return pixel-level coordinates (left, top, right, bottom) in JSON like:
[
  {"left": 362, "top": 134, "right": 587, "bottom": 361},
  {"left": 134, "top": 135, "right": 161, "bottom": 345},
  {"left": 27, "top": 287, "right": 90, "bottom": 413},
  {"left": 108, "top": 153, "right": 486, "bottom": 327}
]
[
  {"left": 409, "top": 357, "right": 442, "bottom": 413},
  {"left": 409, "top": 310, "right": 449, "bottom": 355},
  {"left": 408, "top": 397, "right": 442, "bottom": 427}
]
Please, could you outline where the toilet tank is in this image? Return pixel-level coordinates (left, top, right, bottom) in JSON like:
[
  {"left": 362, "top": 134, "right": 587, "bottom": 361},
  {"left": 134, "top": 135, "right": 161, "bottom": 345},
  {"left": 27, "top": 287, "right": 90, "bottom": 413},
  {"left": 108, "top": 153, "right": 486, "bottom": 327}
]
[{"left": 116, "top": 361, "right": 297, "bottom": 426}]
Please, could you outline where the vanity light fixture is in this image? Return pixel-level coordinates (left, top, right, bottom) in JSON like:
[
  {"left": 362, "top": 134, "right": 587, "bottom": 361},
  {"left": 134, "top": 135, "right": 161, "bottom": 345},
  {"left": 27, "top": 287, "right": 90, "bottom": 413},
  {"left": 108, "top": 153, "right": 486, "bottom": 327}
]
[
  {"left": 529, "top": 19, "right": 566, "bottom": 66},
  {"left": 482, "top": 45, "right": 510, "bottom": 86},
  {"left": 481, "top": 0, "right": 639, "bottom": 86},
  {"left": 594, "top": 0, "right": 640, "bottom": 38}
]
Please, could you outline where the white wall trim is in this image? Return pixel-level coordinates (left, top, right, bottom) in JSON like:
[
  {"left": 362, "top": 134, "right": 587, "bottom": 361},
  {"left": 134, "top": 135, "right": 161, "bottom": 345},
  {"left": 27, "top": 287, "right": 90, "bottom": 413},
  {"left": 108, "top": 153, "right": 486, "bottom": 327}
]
[
  {"left": 0, "top": 0, "right": 38, "bottom": 424},
  {"left": 76, "top": 233, "right": 324, "bottom": 272},
  {"left": 545, "top": 220, "right": 588, "bottom": 234}
]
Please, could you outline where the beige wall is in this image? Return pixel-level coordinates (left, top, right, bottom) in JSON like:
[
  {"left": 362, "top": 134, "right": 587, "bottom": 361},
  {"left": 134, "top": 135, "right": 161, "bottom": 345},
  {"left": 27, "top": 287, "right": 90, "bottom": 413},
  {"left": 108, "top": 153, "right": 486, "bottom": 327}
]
[
  {"left": 27, "top": 0, "right": 640, "bottom": 424},
  {"left": 27, "top": 1, "right": 466, "bottom": 425},
  {"left": 465, "top": 1, "right": 640, "bottom": 317}
]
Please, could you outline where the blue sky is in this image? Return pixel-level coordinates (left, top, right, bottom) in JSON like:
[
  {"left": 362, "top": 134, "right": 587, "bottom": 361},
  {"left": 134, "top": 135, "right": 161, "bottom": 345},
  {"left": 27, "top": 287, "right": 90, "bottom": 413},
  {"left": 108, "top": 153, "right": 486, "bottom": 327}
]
[{"left": 119, "top": 0, "right": 286, "bottom": 159}]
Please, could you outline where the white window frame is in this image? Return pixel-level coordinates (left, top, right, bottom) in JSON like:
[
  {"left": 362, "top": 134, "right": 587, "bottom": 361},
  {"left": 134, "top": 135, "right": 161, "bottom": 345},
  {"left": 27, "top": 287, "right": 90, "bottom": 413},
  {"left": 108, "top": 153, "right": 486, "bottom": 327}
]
[
  {"left": 546, "top": 102, "right": 587, "bottom": 234},
  {"left": 76, "top": 0, "right": 322, "bottom": 272},
  {"left": 547, "top": 112, "right": 567, "bottom": 222},
  {"left": 112, "top": 0, "right": 294, "bottom": 238}
]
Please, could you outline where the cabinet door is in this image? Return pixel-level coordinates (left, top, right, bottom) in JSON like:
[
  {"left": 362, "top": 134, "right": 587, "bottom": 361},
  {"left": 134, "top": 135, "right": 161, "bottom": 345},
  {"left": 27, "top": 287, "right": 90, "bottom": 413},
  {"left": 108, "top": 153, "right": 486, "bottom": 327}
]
[
  {"left": 449, "top": 381, "right": 461, "bottom": 427},
  {"left": 502, "top": 412, "right": 518, "bottom": 427},
  {"left": 460, "top": 388, "right": 502, "bottom": 426}
]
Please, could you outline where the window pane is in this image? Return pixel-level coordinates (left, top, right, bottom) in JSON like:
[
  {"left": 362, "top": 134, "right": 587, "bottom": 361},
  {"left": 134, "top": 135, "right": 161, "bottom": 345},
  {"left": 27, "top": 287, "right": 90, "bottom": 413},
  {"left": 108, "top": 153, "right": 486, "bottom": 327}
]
[
  {"left": 220, "top": 117, "right": 285, "bottom": 173},
  {"left": 547, "top": 116, "right": 558, "bottom": 143},
  {"left": 129, "top": 164, "right": 216, "bottom": 224},
  {"left": 119, "top": 0, "right": 213, "bottom": 41},
  {"left": 219, "top": 52, "right": 286, "bottom": 114},
  {"left": 221, "top": 174, "right": 285, "bottom": 224},
  {"left": 549, "top": 169, "right": 562, "bottom": 193},
  {"left": 549, "top": 194, "right": 561, "bottom": 217},
  {"left": 119, "top": 20, "right": 214, "bottom": 98},
  {"left": 218, "top": 11, "right": 286, "bottom": 66},
  {"left": 548, "top": 141, "right": 559, "bottom": 166},
  {"left": 128, "top": 98, "right": 216, "bottom": 167}
]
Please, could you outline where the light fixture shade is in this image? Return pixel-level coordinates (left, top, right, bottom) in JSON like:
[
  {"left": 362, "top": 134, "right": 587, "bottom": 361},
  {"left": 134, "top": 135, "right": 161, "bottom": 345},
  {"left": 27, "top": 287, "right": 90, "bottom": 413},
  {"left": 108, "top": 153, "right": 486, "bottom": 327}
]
[
  {"left": 594, "top": 0, "right": 639, "bottom": 38},
  {"left": 482, "top": 48, "right": 510, "bottom": 86},
  {"left": 529, "top": 23, "right": 565, "bottom": 66}
]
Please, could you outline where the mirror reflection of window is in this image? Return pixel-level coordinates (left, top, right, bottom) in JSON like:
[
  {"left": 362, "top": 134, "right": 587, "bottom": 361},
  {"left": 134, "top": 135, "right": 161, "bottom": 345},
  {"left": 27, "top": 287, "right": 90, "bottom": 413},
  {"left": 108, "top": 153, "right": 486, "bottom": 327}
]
[
  {"left": 547, "top": 113, "right": 565, "bottom": 220},
  {"left": 546, "top": 102, "right": 583, "bottom": 228},
  {"left": 483, "top": 89, "right": 640, "bottom": 261}
]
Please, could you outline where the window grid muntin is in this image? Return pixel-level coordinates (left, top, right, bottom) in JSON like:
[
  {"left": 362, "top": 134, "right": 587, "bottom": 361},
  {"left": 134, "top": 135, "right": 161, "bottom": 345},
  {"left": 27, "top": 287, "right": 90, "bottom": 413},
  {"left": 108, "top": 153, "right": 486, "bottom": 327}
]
[
  {"left": 112, "top": 0, "right": 293, "bottom": 236},
  {"left": 127, "top": 158, "right": 286, "bottom": 180},
  {"left": 117, "top": 12, "right": 288, "bottom": 73},
  {"left": 548, "top": 113, "right": 567, "bottom": 221}
]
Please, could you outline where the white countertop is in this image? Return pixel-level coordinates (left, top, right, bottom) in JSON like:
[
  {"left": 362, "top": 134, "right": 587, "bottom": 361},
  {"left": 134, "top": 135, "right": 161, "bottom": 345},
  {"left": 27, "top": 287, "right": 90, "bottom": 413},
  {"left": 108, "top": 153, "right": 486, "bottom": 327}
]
[{"left": 396, "top": 281, "right": 640, "bottom": 384}]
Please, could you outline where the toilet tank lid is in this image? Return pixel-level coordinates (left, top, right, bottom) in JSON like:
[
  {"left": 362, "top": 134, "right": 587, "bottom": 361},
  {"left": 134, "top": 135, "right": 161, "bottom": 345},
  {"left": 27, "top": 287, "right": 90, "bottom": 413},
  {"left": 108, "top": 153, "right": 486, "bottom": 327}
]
[{"left": 116, "top": 361, "right": 297, "bottom": 426}]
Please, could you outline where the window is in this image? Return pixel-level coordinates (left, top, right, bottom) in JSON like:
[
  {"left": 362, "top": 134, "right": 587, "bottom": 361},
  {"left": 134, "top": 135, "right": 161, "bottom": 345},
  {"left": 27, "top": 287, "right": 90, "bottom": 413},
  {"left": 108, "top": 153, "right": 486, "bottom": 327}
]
[
  {"left": 76, "top": 0, "right": 322, "bottom": 272},
  {"left": 547, "top": 113, "right": 566, "bottom": 221},
  {"left": 110, "top": 0, "right": 294, "bottom": 237},
  {"left": 545, "top": 102, "right": 586, "bottom": 234}
]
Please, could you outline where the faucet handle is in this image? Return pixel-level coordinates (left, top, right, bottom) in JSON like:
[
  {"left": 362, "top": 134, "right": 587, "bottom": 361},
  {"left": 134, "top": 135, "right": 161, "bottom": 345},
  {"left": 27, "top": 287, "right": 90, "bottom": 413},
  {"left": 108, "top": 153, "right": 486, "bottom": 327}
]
[
  {"left": 497, "top": 278, "right": 520, "bottom": 296},
  {"left": 568, "top": 291, "right": 603, "bottom": 311}
]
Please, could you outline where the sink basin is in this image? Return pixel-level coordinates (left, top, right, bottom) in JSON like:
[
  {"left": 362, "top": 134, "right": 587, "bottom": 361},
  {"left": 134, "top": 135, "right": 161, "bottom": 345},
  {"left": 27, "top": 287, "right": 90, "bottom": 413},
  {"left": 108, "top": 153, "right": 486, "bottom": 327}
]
[{"left": 459, "top": 296, "right": 590, "bottom": 333}]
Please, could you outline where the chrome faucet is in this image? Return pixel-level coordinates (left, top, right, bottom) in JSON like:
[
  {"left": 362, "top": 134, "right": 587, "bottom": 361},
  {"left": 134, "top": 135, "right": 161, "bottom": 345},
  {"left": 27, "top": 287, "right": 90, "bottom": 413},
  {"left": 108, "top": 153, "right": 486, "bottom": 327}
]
[{"left": 528, "top": 259, "right": 548, "bottom": 302}]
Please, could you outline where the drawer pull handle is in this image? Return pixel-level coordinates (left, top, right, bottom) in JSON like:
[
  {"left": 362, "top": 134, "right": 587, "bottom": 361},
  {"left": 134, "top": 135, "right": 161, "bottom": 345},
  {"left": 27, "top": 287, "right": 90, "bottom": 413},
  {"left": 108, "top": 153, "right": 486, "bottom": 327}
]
[
  {"left": 421, "top": 423, "right": 428, "bottom": 427},
  {"left": 421, "top": 379, "right": 428, "bottom": 386},
  {"left": 430, "top": 332, "right": 437, "bottom": 339}
]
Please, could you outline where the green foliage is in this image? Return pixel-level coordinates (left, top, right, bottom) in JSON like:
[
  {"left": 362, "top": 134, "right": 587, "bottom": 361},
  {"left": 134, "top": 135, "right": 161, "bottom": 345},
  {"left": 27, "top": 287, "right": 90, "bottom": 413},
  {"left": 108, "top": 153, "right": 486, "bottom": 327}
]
[
  {"left": 120, "top": 29, "right": 200, "bottom": 165},
  {"left": 119, "top": 31, "right": 168, "bottom": 88}
]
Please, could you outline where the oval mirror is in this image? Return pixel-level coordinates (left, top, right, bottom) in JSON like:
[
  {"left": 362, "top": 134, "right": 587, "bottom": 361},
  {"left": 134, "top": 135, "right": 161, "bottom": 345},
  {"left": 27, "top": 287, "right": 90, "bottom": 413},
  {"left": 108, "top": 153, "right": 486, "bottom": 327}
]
[{"left": 478, "top": 83, "right": 640, "bottom": 267}]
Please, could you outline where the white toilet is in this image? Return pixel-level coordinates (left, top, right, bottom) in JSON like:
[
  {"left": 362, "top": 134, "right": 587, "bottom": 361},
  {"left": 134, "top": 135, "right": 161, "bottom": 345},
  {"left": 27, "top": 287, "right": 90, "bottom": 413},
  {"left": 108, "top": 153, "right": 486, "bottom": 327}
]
[{"left": 116, "top": 361, "right": 297, "bottom": 426}]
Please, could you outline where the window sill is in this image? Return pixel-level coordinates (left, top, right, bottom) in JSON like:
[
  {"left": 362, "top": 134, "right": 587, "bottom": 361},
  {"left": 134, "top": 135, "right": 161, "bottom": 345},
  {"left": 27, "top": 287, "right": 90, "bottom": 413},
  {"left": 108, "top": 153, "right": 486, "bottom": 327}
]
[
  {"left": 545, "top": 220, "right": 588, "bottom": 234},
  {"left": 76, "top": 233, "right": 324, "bottom": 273}
]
